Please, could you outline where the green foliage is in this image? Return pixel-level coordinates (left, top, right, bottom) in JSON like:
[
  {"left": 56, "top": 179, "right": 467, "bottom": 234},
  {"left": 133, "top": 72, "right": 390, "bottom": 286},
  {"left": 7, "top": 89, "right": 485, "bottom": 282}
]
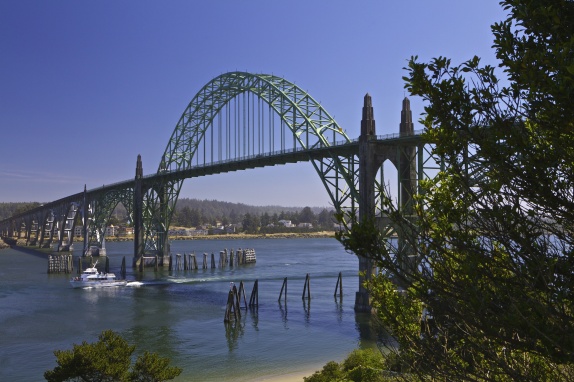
[
  {"left": 242, "top": 213, "right": 260, "bottom": 234},
  {"left": 304, "top": 361, "right": 343, "bottom": 382},
  {"left": 44, "top": 330, "right": 182, "bottom": 382},
  {"left": 130, "top": 351, "right": 182, "bottom": 382},
  {"left": 337, "top": 1, "right": 574, "bottom": 381},
  {"left": 304, "top": 348, "right": 400, "bottom": 382}
]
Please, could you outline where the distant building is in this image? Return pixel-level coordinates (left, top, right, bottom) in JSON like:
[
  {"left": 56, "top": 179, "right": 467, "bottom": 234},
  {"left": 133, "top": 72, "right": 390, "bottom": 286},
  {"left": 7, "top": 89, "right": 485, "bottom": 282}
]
[
  {"left": 278, "top": 220, "right": 295, "bottom": 228},
  {"left": 169, "top": 228, "right": 192, "bottom": 236},
  {"left": 106, "top": 225, "right": 118, "bottom": 236},
  {"left": 298, "top": 222, "right": 313, "bottom": 229},
  {"left": 118, "top": 226, "right": 134, "bottom": 236}
]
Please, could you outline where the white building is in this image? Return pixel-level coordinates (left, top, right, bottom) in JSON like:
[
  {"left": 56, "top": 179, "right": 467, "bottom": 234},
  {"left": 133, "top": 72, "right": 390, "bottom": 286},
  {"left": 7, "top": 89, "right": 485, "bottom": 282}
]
[{"left": 105, "top": 225, "right": 118, "bottom": 236}]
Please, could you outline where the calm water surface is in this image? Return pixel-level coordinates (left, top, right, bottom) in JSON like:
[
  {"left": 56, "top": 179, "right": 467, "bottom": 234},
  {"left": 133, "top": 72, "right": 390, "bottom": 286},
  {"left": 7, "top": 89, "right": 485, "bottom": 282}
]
[{"left": 0, "top": 238, "right": 382, "bottom": 381}]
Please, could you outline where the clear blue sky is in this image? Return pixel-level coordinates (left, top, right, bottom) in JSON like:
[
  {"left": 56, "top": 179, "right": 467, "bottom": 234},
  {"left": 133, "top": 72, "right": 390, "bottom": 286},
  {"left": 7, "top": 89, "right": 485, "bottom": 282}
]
[{"left": 0, "top": 1, "right": 507, "bottom": 207}]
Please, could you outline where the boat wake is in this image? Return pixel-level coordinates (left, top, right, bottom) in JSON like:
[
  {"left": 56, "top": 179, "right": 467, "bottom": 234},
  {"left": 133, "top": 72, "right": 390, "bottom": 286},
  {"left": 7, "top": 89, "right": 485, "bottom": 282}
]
[{"left": 125, "top": 281, "right": 145, "bottom": 287}]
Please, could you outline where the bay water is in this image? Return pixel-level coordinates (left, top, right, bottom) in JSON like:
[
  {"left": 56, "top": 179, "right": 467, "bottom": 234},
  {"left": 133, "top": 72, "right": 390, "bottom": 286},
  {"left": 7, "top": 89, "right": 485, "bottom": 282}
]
[{"left": 0, "top": 238, "right": 383, "bottom": 381}]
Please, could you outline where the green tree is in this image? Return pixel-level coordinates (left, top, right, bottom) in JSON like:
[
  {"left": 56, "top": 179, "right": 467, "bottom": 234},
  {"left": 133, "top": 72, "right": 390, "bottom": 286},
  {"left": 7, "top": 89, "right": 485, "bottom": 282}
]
[
  {"left": 44, "top": 330, "right": 182, "bottom": 382},
  {"left": 13, "top": 202, "right": 41, "bottom": 216},
  {"left": 338, "top": 1, "right": 574, "bottom": 380},
  {"left": 299, "top": 207, "right": 316, "bottom": 225},
  {"left": 242, "top": 213, "right": 260, "bottom": 234},
  {"left": 260, "top": 212, "right": 271, "bottom": 227},
  {"left": 317, "top": 209, "right": 333, "bottom": 229},
  {"left": 304, "top": 348, "right": 397, "bottom": 382}
]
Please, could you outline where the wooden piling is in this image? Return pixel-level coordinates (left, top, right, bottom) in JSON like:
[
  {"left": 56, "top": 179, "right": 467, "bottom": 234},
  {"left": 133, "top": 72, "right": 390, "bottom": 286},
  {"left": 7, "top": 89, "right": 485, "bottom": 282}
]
[
  {"left": 224, "top": 289, "right": 237, "bottom": 323},
  {"left": 249, "top": 279, "right": 259, "bottom": 307},
  {"left": 233, "top": 285, "right": 241, "bottom": 318},
  {"left": 203, "top": 253, "right": 208, "bottom": 269},
  {"left": 238, "top": 281, "right": 248, "bottom": 309},
  {"left": 78, "top": 256, "right": 82, "bottom": 275},
  {"left": 183, "top": 253, "right": 188, "bottom": 270},
  {"left": 211, "top": 253, "right": 216, "bottom": 269},
  {"left": 302, "top": 273, "right": 311, "bottom": 300},
  {"left": 278, "top": 277, "right": 287, "bottom": 303},
  {"left": 334, "top": 272, "right": 342, "bottom": 298},
  {"left": 155, "top": 255, "right": 159, "bottom": 271},
  {"left": 105, "top": 257, "right": 109, "bottom": 273},
  {"left": 120, "top": 256, "right": 126, "bottom": 279},
  {"left": 190, "top": 254, "right": 197, "bottom": 270}
]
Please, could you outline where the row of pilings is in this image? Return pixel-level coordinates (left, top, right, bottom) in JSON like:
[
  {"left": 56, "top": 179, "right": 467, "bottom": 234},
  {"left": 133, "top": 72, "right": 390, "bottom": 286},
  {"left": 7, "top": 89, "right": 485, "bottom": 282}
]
[
  {"left": 47, "top": 254, "right": 74, "bottom": 273},
  {"left": 170, "top": 248, "right": 255, "bottom": 271},
  {"left": 224, "top": 272, "right": 343, "bottom": 322}
]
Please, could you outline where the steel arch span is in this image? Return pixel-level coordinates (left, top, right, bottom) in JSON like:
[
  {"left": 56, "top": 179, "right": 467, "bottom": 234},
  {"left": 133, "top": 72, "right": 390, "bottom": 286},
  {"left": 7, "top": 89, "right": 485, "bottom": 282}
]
[{"left": 141, "top": 71, "right": 359, "bottom": 256}]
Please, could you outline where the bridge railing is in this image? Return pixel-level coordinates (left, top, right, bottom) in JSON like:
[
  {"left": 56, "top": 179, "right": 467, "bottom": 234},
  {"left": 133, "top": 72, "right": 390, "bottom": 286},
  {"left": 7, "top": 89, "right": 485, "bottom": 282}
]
[{"left": 375, "top": 129, "right": 423, "bottom": 141}]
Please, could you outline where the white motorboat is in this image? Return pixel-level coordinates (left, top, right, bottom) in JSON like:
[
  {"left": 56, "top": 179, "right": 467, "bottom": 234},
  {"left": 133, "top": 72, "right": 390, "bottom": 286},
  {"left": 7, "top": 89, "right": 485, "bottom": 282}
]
[{"left": 70, "top": 261, "right": 126, "bottom": 288}]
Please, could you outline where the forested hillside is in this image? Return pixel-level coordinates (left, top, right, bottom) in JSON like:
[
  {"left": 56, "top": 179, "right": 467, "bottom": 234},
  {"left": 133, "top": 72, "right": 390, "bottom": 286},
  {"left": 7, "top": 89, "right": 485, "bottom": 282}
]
[
  {"left": 0, "top": 202, "right": 42, "bottom": 221},
  {"left": 0, "top": 199, "right": 337, "bottom": 231}
]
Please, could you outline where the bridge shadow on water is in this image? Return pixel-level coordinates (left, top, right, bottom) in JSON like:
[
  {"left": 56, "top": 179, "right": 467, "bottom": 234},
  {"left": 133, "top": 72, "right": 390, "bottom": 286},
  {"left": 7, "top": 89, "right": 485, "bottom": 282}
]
[{"left": 10, "top": 245, "right": 53, "bottom": 259}]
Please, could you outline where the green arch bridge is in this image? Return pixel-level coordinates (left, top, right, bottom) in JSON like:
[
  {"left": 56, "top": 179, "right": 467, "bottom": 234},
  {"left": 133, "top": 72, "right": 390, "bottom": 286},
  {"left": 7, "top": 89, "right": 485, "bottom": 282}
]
[{"left": 0, "top": 72, "right": 435, "bottom": 311}]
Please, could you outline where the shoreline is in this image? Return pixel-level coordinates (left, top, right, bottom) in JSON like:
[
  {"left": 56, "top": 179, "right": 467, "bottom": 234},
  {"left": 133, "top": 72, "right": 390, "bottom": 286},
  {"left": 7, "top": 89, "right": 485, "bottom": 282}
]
[
  {"left": 106, "top": 231, "right": 337, "bottom": 242},
  {"left": 0, "top": 232, "right": 338, "bottom": 252}
]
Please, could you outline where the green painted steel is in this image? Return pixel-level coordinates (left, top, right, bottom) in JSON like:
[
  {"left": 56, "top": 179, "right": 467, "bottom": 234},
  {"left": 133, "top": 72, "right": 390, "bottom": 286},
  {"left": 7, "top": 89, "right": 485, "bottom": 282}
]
[
  {"left": 142, "top": 72, "right": 357, "bottom": 255},
  {"left": 85, "top": 187, "right": 134, "bottom": 250}
]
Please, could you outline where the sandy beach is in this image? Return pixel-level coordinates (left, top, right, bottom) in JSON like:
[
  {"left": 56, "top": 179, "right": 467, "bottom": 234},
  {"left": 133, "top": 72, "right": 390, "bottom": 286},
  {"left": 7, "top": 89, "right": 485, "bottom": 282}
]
[{"left": 253, "top": 367, "right": 319, "bottom": 382}]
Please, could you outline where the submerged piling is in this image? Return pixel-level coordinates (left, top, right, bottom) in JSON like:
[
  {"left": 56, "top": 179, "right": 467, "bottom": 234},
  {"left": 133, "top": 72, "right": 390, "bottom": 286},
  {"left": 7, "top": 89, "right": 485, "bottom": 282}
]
[
  {"left": 224, "top": 288, "right": 238, "bottom": 322},
  {"left": 334, "top": 272, "right": 342, "bottom": 298},
  {"left": 249, "top": 279, "right": 259, "bottom": 307},
  {"left": 120, "top": 256, "right": 126, "bottom": 279},
  {"left": 278, "top": 277, "right": 287, "bottom": 303},
  {"left": 302, "top": 273, "right": 311, "bottom": 300}
]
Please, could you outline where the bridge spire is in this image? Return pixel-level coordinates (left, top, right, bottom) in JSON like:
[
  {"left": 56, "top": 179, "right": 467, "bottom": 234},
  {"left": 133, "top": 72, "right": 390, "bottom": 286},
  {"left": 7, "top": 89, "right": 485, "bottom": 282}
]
[
  {"left": 136, "top": 154, "right": 143, "bottom": 178},
  {"left": 400, "top": 97, "right": 413, "bottom": 135},
  {"left": 360, "top": 93, "right": 376, "bottom": 138}
]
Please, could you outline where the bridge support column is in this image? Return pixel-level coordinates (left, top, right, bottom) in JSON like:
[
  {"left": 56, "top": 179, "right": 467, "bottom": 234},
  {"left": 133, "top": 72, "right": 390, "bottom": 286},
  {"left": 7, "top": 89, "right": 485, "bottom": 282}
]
[
  {"left": 133, "top": 155, "right": 145, "bottom": 268},
  {"left": 354, "top": 95, "right": 418, "bottom": 312},
  {"left": 396, "top": 97, "right": 417, "bottom": 282},
  {"left": 355, "top": 94, "right": 379, "bottom": 313}
]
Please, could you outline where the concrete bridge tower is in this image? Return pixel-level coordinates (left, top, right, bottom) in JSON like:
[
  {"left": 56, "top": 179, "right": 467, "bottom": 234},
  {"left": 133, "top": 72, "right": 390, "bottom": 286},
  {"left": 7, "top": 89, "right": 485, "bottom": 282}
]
[
  {"left": 356, "top": 93, "right": 379, "bottom": 312},
  {"left": 355, "top": 94, "right": 418, "bottom": 312}
]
